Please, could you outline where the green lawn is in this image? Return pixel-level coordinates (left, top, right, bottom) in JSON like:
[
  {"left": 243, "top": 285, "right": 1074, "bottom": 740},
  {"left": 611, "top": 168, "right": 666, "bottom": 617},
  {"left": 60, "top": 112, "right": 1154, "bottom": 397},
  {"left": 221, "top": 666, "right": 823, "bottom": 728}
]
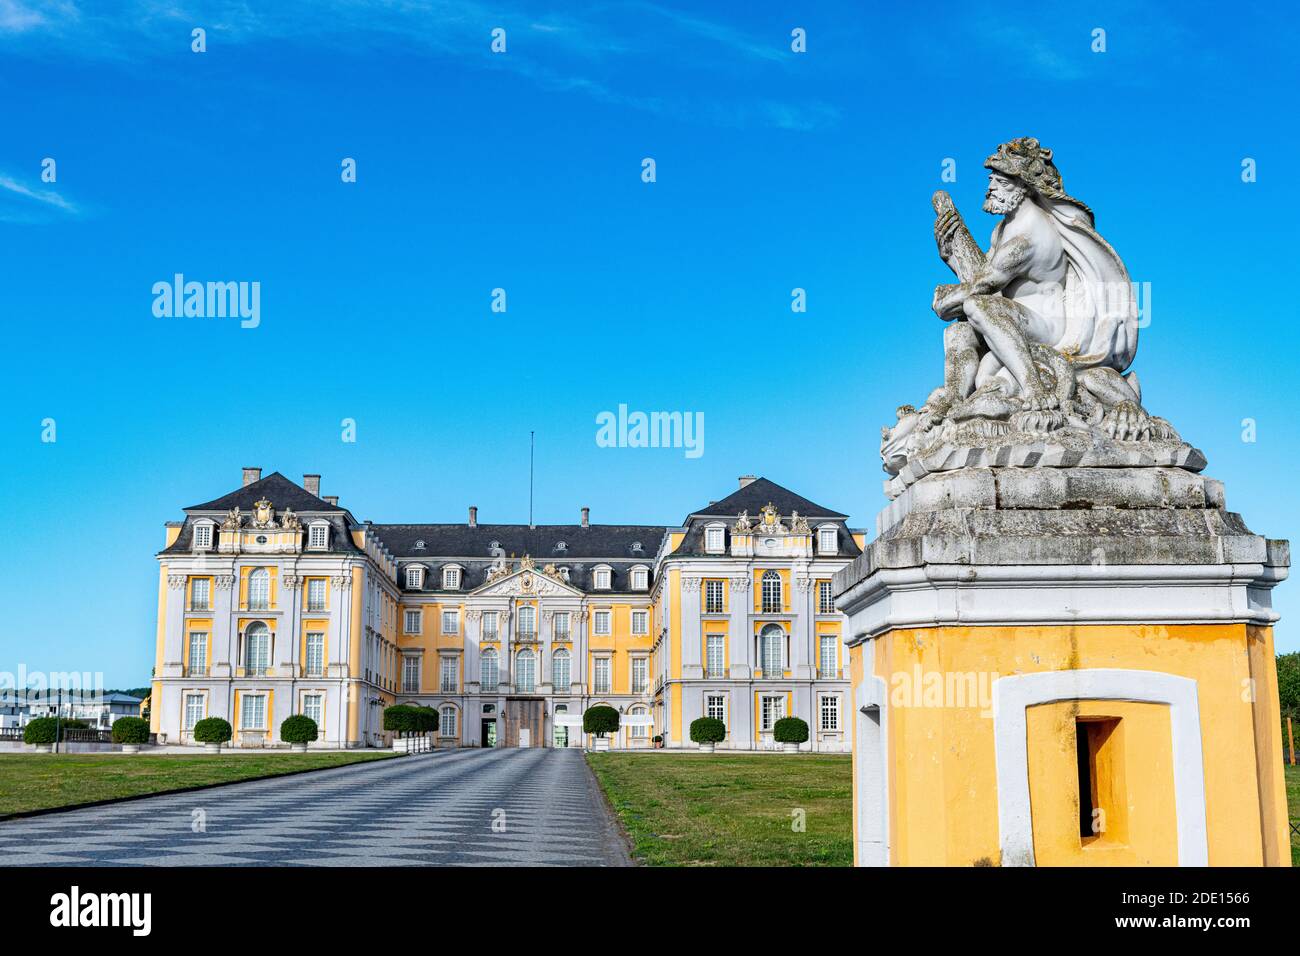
[
  {"left": 0, "top": 751, "right": 396, "bottom": 818},
  {"left": 587, "top": 752, "right": 852, "bottom": 866},
  {"left": 1287, "top": 763, "right": 1299, "bottom": 866}
]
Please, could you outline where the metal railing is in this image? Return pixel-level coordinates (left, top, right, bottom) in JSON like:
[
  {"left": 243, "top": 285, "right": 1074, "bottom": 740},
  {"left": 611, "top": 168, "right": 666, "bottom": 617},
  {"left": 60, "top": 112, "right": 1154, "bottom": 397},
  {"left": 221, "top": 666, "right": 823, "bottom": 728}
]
[
  {"left": 394, "top": 734, "right": 434, "bottom": 754},
  {"left": 1, "top": 726, "right": 159, "bottom": 745}
]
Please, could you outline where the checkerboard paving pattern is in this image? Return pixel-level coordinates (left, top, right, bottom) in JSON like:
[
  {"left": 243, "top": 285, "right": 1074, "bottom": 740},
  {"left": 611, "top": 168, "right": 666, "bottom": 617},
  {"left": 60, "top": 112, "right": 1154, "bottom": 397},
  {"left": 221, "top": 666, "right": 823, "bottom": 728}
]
[{"left": 0, "top": 748, "right": 630, "bottom": 867}]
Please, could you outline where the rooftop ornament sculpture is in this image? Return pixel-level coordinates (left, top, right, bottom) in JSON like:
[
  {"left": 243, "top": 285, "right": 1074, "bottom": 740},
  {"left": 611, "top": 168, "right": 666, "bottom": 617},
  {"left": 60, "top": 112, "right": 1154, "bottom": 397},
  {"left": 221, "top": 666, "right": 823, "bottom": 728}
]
[{"left": 880, "top": 137, "right": 1202, "bottom": 498}]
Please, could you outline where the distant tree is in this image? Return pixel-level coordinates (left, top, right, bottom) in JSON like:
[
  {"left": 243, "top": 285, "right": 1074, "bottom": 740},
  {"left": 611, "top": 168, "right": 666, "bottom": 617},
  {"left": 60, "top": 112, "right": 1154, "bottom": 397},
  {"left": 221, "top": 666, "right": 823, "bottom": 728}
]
[{"left": 583, "top": 705, "right": 620, "bottom": 738}]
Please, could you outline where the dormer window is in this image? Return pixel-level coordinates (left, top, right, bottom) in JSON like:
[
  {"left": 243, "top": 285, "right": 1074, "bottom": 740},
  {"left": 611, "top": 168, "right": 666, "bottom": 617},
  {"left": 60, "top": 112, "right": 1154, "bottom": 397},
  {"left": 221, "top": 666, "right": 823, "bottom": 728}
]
[
  {"left": 593, "top": 566, "right": 612, "bottom": 590},
  {"left": 405, "top": 566, "right": 425, "bottom": 590},
  {"left": 414, "top": 539, "right": 425, "bottom": 550},
  {"left": 817, "top": 526, "right": 838, "bottom": 555},
  {"left": 559, "top": 567, "right": 570, "bottom": 582},
  {"left": 442, "top": 566, "right": 462, "bottom": 590},
  {"left": 630, "top": 566, "right": 648, "bottom": 590},
  {"left": 631, "top": 541, "right": 643, "bottom": 554},
  {"left": 192, "top": 521, "right": 214, "bottom": 551},
  {"left": 705, "top": 525, "right": 725, "bottom": 554},
  {"left": 308, "top": 522, "right": 329, "bottom": 550},
  {"left": 555, "top": 541, "right": 567, "bottom": 554}
]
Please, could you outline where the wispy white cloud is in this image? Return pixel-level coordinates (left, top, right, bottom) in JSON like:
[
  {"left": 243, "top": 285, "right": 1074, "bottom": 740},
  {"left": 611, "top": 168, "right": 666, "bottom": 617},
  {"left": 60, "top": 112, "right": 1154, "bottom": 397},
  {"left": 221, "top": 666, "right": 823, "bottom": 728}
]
[
  {"left": 0, "top": 170, "right": 79, "bottom": 223},
  {"left": 0, "top": 0, "right": 839, "bottom": 131}
]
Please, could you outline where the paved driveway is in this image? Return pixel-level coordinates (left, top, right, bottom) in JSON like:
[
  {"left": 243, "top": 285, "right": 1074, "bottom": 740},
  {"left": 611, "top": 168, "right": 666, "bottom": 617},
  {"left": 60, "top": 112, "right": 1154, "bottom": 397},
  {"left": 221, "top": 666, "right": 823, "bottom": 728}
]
[{"left": 0, "top": 748, "right": 631, "bottom": 866}]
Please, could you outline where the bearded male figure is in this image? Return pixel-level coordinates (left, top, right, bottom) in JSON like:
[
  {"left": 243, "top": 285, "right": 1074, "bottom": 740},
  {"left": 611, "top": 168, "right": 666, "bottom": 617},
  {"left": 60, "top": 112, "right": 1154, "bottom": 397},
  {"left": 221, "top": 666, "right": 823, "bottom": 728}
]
[{"left": 928, "top": 137, "right": 1147, "bottom": 436}]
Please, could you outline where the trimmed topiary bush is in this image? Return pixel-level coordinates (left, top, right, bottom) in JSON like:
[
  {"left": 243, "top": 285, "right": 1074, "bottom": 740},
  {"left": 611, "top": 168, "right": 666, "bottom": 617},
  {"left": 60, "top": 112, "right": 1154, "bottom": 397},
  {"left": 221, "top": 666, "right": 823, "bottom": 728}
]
[
  {"left": 23, "top": 717, "right": 58, "bottom": 745},
  {"left": 583, "top": 705, "right": 620, "bottom": 737},
  {"left": 773, "top": 716, "right": 809, "bottom": 744},
  {"left": 690, "top": 716, "right": 726, "bottom": 744},
  {"left": 384, "top": 704, "right": 438, "bottom": 737},
  {"left": 111, "top": 716, "right": 150, "bottom": 744},
  {"left": 280, "top": 714, "right": 319, "bottom": 744},
  {"left": 193, "top": 717, "right": 233, "bottom": 744}
]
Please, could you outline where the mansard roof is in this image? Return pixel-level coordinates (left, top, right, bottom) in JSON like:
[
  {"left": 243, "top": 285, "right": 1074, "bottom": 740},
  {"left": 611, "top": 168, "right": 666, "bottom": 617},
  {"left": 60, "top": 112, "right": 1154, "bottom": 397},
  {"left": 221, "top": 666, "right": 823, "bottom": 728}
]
[
  {"left": 371, "top": 523, "right": 668, "bottom": 560},
  {"left": 185, "top": 471, "right": 347, "bottom": 514},
  {"left": 685, "top": 477, "right": 848, "bottom": 521}
]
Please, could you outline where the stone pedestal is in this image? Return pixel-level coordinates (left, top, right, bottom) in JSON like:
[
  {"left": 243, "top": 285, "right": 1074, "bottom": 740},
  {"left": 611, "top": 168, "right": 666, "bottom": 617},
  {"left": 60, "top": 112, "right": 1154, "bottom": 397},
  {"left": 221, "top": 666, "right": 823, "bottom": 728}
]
[{"left": 835, "top": 466, "right": 1290, "bottom": 867}]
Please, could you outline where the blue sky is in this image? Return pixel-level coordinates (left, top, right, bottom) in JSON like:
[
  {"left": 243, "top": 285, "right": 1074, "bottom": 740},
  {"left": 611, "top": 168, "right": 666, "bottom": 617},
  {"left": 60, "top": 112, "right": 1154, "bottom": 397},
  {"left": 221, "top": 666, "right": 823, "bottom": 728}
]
[{"left": 0, "top": 0, "right": 1297, "bottom": 686}]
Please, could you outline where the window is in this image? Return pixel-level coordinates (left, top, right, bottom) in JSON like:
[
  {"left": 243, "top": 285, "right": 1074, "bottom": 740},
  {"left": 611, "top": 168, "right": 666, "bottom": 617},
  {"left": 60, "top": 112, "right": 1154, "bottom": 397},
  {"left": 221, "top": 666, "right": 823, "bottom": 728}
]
[
  {"left": 240, "top": 693, "right": 267, "bottom": 730},
  {"left": 187, "top": 632, "right": 207, "bottom": 674},
  {"left": 705, "top": 579, "right": 724, "bottom": 613},
  {"left": 553, "top": 612, "right": 570, "bottom": 640},
  {"left": 706, "top": 694, "right": 726, "bottom": 723},
  {"left": 482, "top": 612, "right": 498, "bottom": 640},
  {"left": 593, "top": 658, "right": 611, "bottom": 694},
  {"left": 515, "top": 650, "right": 536, "bottom": 692},
  {"left": 593, "top": 610, "right": 611, "bottom": 636},
  {"left": 405, "top": 566, "right": 424, "bottom": 590},
  {"left": 820, "top": 694, "right": 841, "bottom": 732},
  {"left": 631, "top": 657, "right": 648, "bottom": 694},
  {"left": 705, "top": 634, "right": 725, "bottom": 678},
  {"left": 402, "top": 655, "right": 421, "bottom": 692},
  {"left": 818, "top": 579, "right": 834, "bottom": 614},
  {"left": 1076, "top": 717, "right": 1123, "bottom": 839},
  {"left": 404, "top": 609, "right": 421, "bottom": 634},
  {"left": 244, "top": 622, "right": 271, "bottom": 673},
  {"left": 819, "top": 634, "right": 838, "bottom": 677},
  {"left": 761, "top": 570, "right": 782, "bottom": 613},
  {"left": 308, "top": 523, "right": 329, "bottom": 549},
  {"left": 306, "top": 632, "right": 325, "bottom": 676},
  {"left": 442, "top": 566, "right": 461, "bottom": 590},
  {"left": 307, "top": 578, "right": 327, "bottom": 611},
  {"left": 759, "top": 624, "right": 784, "bottom": 676},
  {"left": 705, "top": 525, "right": 725, "bottom": 553},
  {"left": 631, "top": 567, "right": 648, "bottom": 590},
  {"left": 190, "top": 577, "right": 210, "bottom": 611},
  {"left": 480, "top": 649, "right": 498, "bottom": 691},
  {"left": 440, "top": 705, "right": 457, "bottom": 738},
  {"left": 632, "top": 610, "right": 648, "bottom": 634},
  {"left": 760, "top": 694, "right": 786, "bottom": 732},
  {"left": 440, "top": 656, "right": 458, "bottom": 693},
  {"left": 517, "top": 606, "right": 536, "bottom": 639},
  {"left": 247, "top": 568, "right": 270, "bottom": 610},
  {"left": 594, "top": 567, "right": 611, "bottom": 590},
  {"left": 629, "top": 705, "right": 649, "bottom": 738},
  {"left": 552, "top": 649, "right": 570, "bottom": 692},
  {"left": 818, "top": 527, "right": 838, "bottom": 555},
  {"left": 184, "top": 693, "right": 205, "bottom": 730},
  {"left": 193, "top": 522, "right": 213, "bottom": 550},
  {"left": 441, "top": 610, "right": 459, "bottom": 636},
  {"left": 303, "top": 693, "right": 323, "bottom": 726}
]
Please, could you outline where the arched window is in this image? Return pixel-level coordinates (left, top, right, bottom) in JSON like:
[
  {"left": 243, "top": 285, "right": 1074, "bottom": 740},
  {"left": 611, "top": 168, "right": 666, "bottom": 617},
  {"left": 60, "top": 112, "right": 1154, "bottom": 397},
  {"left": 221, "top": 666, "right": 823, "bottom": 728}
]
[
  {"left": 552, "top": 649, "right": 570, "bottom": 692},
  {"left": 440, "top": 705, "right": 458, "bottom": 738},
  {"left": 244, "top": 621, "right": 271, "bottom": 673},
  {"left": 761, "top": 570, "right": 782, "bottom": 613},
  {"left": 248, "top": 568, "right": 270, "bottom": 610},
  {"left": 518, "top": 605, "right": 536, "bottom": 639},
  {"left": 480, "top": 649, "right": 498, "bottom": 692},
  {"left": 516, "top": 649, "right": 536, "bottom": 693},
  {"left": 628, "top": 704, "right": 650, "bottom": 739},
  {"left": 759, "top": 624, "right": 784, "bottom": 676}
]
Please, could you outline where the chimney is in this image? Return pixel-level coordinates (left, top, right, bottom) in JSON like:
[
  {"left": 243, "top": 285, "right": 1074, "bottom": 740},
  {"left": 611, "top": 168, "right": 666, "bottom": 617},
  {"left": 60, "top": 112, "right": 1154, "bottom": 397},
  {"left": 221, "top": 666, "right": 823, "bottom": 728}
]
[
  {"left": 303, "top": 474, "right": 321, "bottom": 497},
  {"left": 324, "top": 495, "right": 339, "bottom": 507},
  {"left": 468, "top": 506, "right": 478, "bottom": 528},
  {"left": 738, "top": 475, "right": 757, "bottom": 489},
  {"left": 580, "top": 507, "right": 590, "bottom": 529},
  {"left": 242, "top": 467, "right": 262, "bottom": 487}
]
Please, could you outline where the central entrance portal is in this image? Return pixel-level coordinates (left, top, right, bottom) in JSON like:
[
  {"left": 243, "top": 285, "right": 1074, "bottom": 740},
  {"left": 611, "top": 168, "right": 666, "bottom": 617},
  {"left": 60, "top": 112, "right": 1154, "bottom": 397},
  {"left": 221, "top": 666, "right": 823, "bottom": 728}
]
[
  {"left": 481, "top": 719, "right": 496, "bottom": 748},
  {"left": 503, "top": 697, "right": 545, "bottom": 748}
]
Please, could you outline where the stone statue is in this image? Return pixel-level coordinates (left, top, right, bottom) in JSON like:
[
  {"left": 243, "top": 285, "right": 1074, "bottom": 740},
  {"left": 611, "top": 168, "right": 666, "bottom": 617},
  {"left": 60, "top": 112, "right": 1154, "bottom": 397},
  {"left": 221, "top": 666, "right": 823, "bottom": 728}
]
[
  {"left": 733, "top": 510, "right": 752, "bottom": 533},
  {"left": 221, "top": 507, "right": 243, "bottom": 529},
  {"left": 881, "top": 137, "right": 1200, "bottom": 496},
  {"left": 280, "top": 507, "right": 300, "bottom": 530}
]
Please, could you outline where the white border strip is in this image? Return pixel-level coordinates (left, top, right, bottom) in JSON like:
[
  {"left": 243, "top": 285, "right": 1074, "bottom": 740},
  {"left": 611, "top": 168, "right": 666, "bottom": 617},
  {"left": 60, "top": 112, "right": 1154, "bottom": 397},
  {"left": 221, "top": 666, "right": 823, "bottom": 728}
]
[
  {"left": 993, "top": 668, "right": 1207, "bottom": 867},
  {"left": 854, "top": 673, "right": 890, "bottom": 867}
]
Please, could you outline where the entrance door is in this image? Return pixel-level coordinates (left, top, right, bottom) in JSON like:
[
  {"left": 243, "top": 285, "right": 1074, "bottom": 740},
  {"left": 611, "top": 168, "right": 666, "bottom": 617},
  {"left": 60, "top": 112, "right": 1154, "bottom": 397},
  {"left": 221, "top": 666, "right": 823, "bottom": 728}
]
[
  {"left": 519, "top": 728, "right": 531, "bottom": 748},
  {"left": 503, "top": 697, "right": 544, "bottom": 747},
  {"left": 481, "top": 719, "right": 496, "bottom": 748}
]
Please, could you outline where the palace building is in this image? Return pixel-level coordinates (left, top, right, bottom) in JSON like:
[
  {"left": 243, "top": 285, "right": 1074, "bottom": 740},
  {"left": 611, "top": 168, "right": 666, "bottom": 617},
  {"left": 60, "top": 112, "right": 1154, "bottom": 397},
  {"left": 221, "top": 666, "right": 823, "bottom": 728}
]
[{"left": 151, "top": 469, "right": 865, "bottom": 750}]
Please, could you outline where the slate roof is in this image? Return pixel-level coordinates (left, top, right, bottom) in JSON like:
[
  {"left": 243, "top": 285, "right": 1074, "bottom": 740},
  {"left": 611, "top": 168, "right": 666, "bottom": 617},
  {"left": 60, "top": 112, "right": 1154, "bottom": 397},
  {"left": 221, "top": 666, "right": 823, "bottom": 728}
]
[
  {"left": 684, "top": 477, "right": 847, "bottom": 521},
  {"left": 370, "top": 524, "right": 668, "bottom": 560},
  {"left": 185, "top": 472, "right": 346, "bottom": 513}
]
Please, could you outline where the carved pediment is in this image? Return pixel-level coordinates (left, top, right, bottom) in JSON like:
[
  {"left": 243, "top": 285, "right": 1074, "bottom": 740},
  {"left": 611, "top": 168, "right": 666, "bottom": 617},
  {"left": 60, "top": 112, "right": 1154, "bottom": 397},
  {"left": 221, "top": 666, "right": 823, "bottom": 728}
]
[{"left": 473, "top": 564, "right": 582, "bottom": 598}]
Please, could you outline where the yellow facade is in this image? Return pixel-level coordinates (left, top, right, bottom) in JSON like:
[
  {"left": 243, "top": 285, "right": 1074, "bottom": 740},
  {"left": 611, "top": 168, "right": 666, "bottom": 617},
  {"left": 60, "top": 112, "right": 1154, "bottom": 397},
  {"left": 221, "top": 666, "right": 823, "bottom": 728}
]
[{"left": 853, "top": 622, "right": 1290, "bottom": 866}]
